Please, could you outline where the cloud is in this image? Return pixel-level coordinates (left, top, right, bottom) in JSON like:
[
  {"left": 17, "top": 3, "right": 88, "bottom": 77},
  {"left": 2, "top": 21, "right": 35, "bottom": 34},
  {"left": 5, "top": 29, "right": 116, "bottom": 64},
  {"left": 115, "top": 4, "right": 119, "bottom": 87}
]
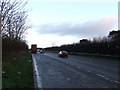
[{"left": 36, "top": 16, "right": 117, "bottom": 38}]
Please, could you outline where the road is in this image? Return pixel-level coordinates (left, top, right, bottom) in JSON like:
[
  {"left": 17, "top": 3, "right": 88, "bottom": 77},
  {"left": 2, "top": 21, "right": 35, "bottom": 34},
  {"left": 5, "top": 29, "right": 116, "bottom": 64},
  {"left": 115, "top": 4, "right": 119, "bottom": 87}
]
[{"left": 32, "top": 52, "right": 120, "bottom": 88}]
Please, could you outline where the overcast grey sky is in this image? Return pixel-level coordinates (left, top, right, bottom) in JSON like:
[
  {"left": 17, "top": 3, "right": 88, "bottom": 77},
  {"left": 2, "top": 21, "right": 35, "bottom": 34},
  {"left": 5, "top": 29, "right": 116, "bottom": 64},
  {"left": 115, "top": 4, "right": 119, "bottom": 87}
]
[{"left": 26, "top": 0, "right": 118, "bottom": 48}]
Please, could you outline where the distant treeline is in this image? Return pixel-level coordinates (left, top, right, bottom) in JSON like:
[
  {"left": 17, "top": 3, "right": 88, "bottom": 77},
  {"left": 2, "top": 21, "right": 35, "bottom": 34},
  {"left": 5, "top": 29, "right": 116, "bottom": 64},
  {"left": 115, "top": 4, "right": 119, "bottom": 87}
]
[{"left": 46, "top": 30, "right": 120, "bottom": 56}]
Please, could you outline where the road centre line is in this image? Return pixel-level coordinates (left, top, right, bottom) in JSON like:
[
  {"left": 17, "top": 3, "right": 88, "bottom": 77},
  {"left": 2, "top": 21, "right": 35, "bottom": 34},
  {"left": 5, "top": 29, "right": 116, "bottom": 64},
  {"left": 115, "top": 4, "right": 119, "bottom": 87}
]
[
  {"left": 104, "top": 78, "right": 109, "bottom": 80},
  {"left": 96, "top": 73, "right": 120, "bottom": 84},
  {"left": 114, "top": 81, "right": 120, "bottom": 83},
  {"left": 96, "top": 74, "right": 105, "bottom": 78}
]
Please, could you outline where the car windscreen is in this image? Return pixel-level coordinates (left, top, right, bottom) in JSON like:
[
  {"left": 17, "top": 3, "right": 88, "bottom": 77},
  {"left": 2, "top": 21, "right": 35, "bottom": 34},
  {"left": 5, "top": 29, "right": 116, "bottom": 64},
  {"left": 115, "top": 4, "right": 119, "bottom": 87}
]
[{"left": 61, "top": 51, "right": 67, "bottom": 53}]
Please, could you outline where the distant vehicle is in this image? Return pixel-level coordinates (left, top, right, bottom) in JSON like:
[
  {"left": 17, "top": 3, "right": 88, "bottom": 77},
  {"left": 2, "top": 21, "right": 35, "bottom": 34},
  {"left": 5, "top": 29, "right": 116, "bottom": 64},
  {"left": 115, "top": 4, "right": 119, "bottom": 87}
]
[
  {"left": 31, "top": 44, "right": 37, "bottom": 53},
  {"left": 37, "top": 49, "right": 40, "bottom": 52},
  {"left": 40, "top": 48, "right": 45, "bottom": 53},
  {"left": 58, "top": 51, "right": 68, "bottom": 58}
]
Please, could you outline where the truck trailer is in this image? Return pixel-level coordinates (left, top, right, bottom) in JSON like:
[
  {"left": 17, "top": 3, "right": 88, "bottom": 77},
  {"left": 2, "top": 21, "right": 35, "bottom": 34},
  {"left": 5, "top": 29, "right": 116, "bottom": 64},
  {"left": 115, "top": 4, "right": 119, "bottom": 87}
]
[{"left": 31, "top": 44, "right": 37, "bottom": 53}]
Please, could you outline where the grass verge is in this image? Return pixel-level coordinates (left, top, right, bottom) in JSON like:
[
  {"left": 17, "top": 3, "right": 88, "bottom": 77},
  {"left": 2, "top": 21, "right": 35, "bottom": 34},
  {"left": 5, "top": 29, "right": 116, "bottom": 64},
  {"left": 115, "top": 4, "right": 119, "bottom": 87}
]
[{"left": 2, "top": 52, "right": 34, "bottom": 89}]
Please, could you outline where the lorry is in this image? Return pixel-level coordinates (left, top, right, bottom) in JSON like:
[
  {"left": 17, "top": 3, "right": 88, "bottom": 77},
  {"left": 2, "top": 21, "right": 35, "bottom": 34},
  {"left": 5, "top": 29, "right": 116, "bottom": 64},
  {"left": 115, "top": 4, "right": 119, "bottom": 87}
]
[{"left": 31, "top": 44, "right": 37, "bottom": 53}]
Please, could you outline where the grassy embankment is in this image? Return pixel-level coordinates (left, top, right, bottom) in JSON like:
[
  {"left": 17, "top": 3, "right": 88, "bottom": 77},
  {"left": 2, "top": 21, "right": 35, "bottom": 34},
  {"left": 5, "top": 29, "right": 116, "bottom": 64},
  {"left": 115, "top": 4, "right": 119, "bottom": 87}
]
[{"left": 2, "top": 52, "right": 34, "bottom": 88}]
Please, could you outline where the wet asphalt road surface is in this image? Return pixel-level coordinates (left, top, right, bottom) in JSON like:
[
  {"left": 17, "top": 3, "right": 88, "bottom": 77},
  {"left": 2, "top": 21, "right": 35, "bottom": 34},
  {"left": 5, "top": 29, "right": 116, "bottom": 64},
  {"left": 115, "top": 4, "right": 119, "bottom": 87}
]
[{"left": 32, "top": 52, "right": 120, "bottom": 88}]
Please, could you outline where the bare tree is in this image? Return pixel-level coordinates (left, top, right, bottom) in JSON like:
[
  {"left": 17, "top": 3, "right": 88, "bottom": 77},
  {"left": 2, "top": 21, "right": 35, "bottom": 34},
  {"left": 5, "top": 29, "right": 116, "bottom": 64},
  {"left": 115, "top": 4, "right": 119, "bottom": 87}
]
[{"left": 0, "top": 0, "right": 29, "bottom": 40}]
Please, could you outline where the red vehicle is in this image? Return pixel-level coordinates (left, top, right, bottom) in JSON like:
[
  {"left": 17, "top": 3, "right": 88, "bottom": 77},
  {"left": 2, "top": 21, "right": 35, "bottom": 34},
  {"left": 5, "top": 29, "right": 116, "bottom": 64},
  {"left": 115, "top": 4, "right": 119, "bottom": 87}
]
[
  {"left": 31, "top": 44, "right": 37, "bottom": 53},
  {"left": 58, "top": 51, "right": 68, "bottom": 58}
]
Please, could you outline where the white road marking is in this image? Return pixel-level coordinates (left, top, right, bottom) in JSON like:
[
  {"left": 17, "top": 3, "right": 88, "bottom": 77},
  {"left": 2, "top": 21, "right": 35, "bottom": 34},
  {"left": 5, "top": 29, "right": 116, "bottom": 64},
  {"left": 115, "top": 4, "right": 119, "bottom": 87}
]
[
  {"left": 32, "top": 55, "right": 42, "bottom": 88},
  {"left": 104, "top": 78, "right": 109, "bottom": 80},
  {"left": 114, "top": 81, "right": 120, "bottom": 83},
  {"left": 96, "top": 74, "right": 120, "bottom": 84},
  {"left": 96, "top": 74, "right": 105, "bottom": 78}
]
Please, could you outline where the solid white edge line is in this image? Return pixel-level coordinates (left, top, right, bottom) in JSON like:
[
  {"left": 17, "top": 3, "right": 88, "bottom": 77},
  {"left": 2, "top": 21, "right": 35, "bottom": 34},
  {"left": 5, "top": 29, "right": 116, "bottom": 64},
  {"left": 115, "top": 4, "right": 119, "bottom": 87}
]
[{"left": 32, "top": 55, "right": 42, "bottom": 88}]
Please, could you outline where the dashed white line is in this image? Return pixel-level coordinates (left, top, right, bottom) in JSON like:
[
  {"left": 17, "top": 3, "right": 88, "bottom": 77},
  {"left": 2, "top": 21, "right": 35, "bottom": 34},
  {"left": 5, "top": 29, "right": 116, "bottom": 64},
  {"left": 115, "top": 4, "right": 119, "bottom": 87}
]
[
  {"left": 114, "top": 81, "right": 120, "bottom": 84},
  {"left": 104, "top": 78, "right": 109, "bottom": 80},
  {"left": 96, "top": 74, "right": 120, "bottom": 84},
  {"left": 96, "top": 74, "right": 105, "bottom": 78}
]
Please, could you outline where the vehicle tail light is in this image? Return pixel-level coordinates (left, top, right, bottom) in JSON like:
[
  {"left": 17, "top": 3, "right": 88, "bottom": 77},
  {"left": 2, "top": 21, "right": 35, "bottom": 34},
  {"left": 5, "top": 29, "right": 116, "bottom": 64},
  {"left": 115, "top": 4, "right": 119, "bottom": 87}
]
[{"left": 62, "top": 53, "right": 68, "bottom": 55}]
